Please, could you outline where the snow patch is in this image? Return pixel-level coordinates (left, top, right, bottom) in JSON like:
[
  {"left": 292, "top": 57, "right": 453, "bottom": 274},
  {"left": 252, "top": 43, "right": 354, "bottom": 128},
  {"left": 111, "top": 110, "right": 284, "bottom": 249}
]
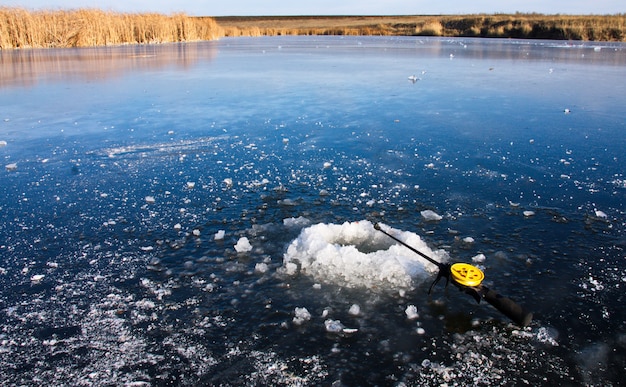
[{"left": 282, "top": 220, "right": 444, "bottom": 290}]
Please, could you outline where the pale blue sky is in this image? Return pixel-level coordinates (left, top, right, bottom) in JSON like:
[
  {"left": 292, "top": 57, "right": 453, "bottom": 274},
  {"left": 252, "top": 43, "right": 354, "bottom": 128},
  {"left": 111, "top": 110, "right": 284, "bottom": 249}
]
[{"left": 4, "top": 0, "right": 624, "bottom": 16}]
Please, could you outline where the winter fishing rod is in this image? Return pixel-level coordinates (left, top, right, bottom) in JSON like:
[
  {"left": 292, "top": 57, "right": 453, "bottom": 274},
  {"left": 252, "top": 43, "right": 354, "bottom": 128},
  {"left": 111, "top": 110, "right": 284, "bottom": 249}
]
[{"left": 374, "top": 223, "right": 533, "bottom": 327}]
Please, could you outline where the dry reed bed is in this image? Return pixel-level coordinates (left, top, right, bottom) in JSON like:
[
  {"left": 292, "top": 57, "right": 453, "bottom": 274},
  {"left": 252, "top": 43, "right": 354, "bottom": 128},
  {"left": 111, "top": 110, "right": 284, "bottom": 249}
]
[
  {"left": 2, "top": 9, "right": 624, "bottom": 49},
  {"left": 0, "top": 7, "right": 222, "bottom": 49},
  {"left": 215, "top": 14, "right": 626, "bottom": 41}
]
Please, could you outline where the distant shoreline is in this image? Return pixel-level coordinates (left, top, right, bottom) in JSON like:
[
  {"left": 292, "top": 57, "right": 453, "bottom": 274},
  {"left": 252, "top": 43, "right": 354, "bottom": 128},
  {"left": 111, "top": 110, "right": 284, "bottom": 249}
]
[
  {"left": 211, "top": 14, "right": 626, "bottom": 42},
  {"left": 1, "top": 9, "right": 624, "bottom": 49}
]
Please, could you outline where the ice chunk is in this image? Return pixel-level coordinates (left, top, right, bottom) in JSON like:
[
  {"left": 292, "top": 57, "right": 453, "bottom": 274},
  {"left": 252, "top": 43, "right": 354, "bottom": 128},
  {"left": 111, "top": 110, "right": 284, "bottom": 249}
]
[
  {"left": 536, "top": 327, "right": 559, "bottom": 346},
  {"left": 5, "top": 163, "right": 17, "bottom": 171},
  {"left": 223, "top": 178, "right": 233, "bottom": 187},
  {"left": 293, "top": 307, "right": 312, "bottom": 325},
  {"left": 405, "top": 305, "right": 419, "bottom": 320},
  {"left": 283, "top": 216, "right": 311, "bottom": 228},
  {"left": 192, "top": 229, "right": 201, "bottom": 237},
  {"left": 234, "top": 237, "right": 253, "bottom": 253},
  {"left": 421, "top": 210, "right": 442, "bottom": 221},
  {"left": 324, "top": 319, "right": 345, "bottom": 333},
  {"left": 186, "top": 182, "right": 195, "bottom": 189},
  {"left": 30, "top": 274, "right": 45, "bottom": 283},
  {"left": 523, "top": 210, "right": 535, "bottom": 217},
  {"left": 348, "top": 304, "right": 361, "bottom": 316},
  {"left": 0, "top": 140, "right": 7, "bottom": 147},
  {"left": 462, "top": 237, "right": 475, "bottom": 243},
  {"left": 594, "top": 210, "right": 608, "bottom": 219},
  {"left": 254, "top": 262, "right": 269, "bottom": 274},
  {"left": 323, "top": 161, "right": 332, "bottom": 169},
  {"left": 472, "top": 253, "right": 486, "bottom": 263},
  {"left": 214, "top": 230, "right": 225, "bottom": 240},
  {"left": 145, "top": 196, "right": 155, "bottom": 204}
]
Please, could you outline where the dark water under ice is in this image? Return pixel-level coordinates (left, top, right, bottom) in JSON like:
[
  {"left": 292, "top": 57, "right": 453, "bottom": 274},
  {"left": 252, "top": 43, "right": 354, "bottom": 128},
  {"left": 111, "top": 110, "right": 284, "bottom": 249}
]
[{"left": 1, "top": 36, "right": 625, "bottom": 386}]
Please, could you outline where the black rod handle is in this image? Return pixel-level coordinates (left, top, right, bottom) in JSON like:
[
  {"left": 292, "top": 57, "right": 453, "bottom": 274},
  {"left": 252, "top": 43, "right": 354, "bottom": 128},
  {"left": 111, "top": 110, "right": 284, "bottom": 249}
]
[{"left": 479, "top": 286, "right": 533, "bottom": 327}]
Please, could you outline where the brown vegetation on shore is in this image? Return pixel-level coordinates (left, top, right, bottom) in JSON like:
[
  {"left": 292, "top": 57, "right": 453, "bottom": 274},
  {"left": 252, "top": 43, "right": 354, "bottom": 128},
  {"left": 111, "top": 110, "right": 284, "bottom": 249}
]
[
  {"left": 1, "top": 9, "right": 624, "bottom": 49},
  {"left": 0, "top": 7, "right": 222, "bottom": 49},
  {"left": 214, "top": 14, "right": 626, "bottom": 41}
]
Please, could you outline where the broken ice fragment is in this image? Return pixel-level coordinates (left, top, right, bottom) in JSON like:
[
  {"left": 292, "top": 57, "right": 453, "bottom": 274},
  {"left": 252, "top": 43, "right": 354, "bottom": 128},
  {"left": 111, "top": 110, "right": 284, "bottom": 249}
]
[
  {"left": 348, "top": 304, "right": 361, "bottom": 316},
  {"left": 472, "top": 253, "right": 486, "bottom": 263},
  {"left": 254, "top": 262, "right": 269, "bottom": 274},
  {"left": 405, "top": 305, "right": 419, "bottom": 320},
  {"left": 30, "top": 274, "right": 45, "bottom": 283},
  {"left": 420, "top": 210, "right": 442, "bottom": 221},
  {"left": 324, "top": 319, "right": 345, "bottom": 333},
  {"left": 5, "top": 163, "right": 17, "bottom": 171},
  {"left": 594, "top": 210, "right": 608, "bottom": 219},
  {"left": 293, "top": 307, "right": 312, "bottom": 325},
  {"left": 145, "top": 196, "right": 155, "bottom": 204},
  {"left": 234, "top": 237, "right": 252, "bottom": 253}
]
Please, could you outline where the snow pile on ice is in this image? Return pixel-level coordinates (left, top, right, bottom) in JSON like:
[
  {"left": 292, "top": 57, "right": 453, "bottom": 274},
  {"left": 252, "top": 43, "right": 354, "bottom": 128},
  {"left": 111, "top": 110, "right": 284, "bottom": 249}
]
[{"left": 282, "top": 220, "right": 445, "bottom": 290}]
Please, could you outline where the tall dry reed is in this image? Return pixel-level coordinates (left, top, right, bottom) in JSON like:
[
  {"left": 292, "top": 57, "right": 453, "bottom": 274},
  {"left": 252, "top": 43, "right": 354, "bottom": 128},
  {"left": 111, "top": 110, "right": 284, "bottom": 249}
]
[{"left": 0, "top": 7, "right": 222, "bottom": 49}]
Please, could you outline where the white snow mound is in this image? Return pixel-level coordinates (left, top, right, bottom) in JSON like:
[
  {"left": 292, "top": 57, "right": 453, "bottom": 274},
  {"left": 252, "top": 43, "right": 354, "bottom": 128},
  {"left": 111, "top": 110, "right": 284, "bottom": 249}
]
[{"left": 282, "top": 220, "right": 445, "bottom": 290}]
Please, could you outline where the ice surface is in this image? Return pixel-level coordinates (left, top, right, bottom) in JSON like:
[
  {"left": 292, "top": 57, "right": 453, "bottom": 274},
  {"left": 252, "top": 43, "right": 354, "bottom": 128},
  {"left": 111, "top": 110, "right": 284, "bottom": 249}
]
[
  {"left": 1, "top": 36, "right": 624, "bottom": 386},
  {"left": 283, "top": 220, "right": 443, "bottom": 290},
  {"left": 234, "top": 237, "right": 253, "bottom": 253}
]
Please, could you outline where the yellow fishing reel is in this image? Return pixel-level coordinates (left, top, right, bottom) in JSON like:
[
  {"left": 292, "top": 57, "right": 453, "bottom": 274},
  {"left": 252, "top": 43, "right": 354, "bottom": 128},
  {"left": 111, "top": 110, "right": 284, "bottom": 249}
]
[{"left": 449, "top": 263, "right": 484, "bottom": 287}]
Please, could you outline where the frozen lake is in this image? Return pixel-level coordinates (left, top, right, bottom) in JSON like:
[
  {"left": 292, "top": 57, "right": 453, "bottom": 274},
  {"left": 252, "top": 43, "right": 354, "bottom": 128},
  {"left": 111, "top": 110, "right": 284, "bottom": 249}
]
[{"left": 1, "top": 36, "right": 625, "bottom": 385}]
